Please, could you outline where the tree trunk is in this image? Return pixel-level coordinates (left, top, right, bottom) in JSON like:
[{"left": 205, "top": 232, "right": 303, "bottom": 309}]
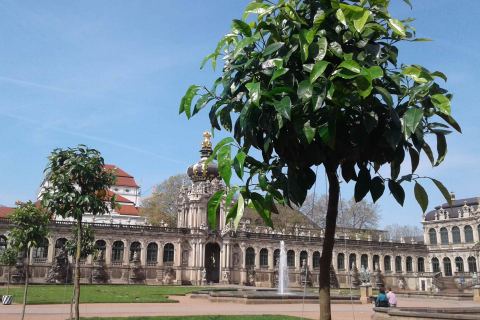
[
  {"left": 74, "top": 220, "right": 82, "bottom": 320},
  {"left": 21, "top": 250, "right": 30, "bottom": 320},
  {"left": 319, "top": 168, "right": 340, "bottom": 320}
]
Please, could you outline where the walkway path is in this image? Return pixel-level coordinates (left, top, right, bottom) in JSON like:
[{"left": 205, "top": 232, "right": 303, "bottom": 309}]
[{"left": 1, "top": 296, "right": 478, "bottom": 320}]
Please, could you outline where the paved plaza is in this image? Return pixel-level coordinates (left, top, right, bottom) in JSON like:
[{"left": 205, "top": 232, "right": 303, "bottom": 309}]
[{"left": 1, "top": 296, "right": 479, "bottom": 320}]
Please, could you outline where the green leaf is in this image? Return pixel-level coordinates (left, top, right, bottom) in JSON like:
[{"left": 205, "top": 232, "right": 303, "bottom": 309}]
[
  {"left": 246, "top": 82, "right": 261, "bottom": 106},
  {"left": 353, "top": 9, "right": 371, "bottom": 33},
  {"left": 431, "top": 94, "right": 451, "bottom": 115},
  {"left": 242, "top": 2, "right": 270, "bottom": 20},
  {"left": 435, "top": 133, "right": 447, "bottom": 165},
  {"left": 356, "top": 76, "right": 373, "bottom": 98},
  {"left": 232, "top": 19, "right": 251, "bottom": 37},
  {"left": 207, "top": 190, "right": 224, "bottom": 229},
  {"left": 354, "top": 167, "right": 371, "bottom": 202},
  {"left": 234, "top": 194, "right": 245, "bottom": 229},
  {"left": 179, "top": 85, "right": 200, "bottom": 118},
  {"left": 388, "top": 18, "right": 406, "bottom": 37},
  {"left": 217, "top": 145, "right": 232, "bottom": 186},
  {"left": 263, "top": 42, "right": 284, "bottom": 56},
  {"left": 366, "top": 66, "right": 383, "bottom": 79},
  {"left": 250, "top": 193, "right": 273, "bottom": 228},
  {"left": 310, "top": 61, "right": 329, "bottom": 83},
  {"left": 388, "top": 180, "right": 405, "bottom": 205},
  {"left": 375, "top": 86, "right": 393, "bottom": 107},
  {"left": 200, "top": 53, "right": 216, "bottom": 70},
  {"left": 431, "top": 71, "right": 447, "bottom": 82},
  {"left": 431, "top": 178, "right": 452, "bottom": 205},
  {"left": 422, "top": 142, "right": 435, "bottom": 166},
  {"left": 402, "top": 65, "right": 433, "bottom": 83},
  {"left": 437, "top": 113, "right": 461, "bottom": 133},
  {"left": 408, "top": 146, "right": 419, "bottom": 173},
  {"left": 233, "top": 36, "right": 256, "bottom": 58},
  {"left": 403, "top": 108, "right": 423, "bottom": 139},
  {"left": 335, "top": 9, "right": 347, "bottom": 26},
  {"left": 212, "top": 137, "right": 234, "bottom": 156},
  {"left": 370, "top": 176, "right": 385, "bottom": 203},
  {"left": 303, "top": 121, "right": 316, "bottom": 144},
  {"left": 271, "top": 68, "right": 289, "bottom": 82},
  {"left": 233, "top": 150, "right": 247, "bottom": 179},
  {"left": 414, "top": 182, "right": 429, "bottom": 212},
  {"left": 273, "top": 96, "right": 292, "bottom": 120},
  {"left": 314, "top": 37, "right": 328, "bottom": 61},
  {"left": 297, "top": 80, "right": 313, "bottom": 101},
  {"left": 338, "top": 60, "right": 361, "bottom": 73}
]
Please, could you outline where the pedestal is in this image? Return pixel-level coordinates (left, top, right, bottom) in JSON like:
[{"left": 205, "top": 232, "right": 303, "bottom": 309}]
[
  {"left": 360, "top": 284, "right": 372, "bottom": 304},
  {"left": 473, "top": 285, "right": 480, "bottom": 302}
]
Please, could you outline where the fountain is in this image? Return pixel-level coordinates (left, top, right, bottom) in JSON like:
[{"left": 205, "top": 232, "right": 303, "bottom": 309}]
[{"left": 277, "top": 240, "right": 289, "bottom": 294}]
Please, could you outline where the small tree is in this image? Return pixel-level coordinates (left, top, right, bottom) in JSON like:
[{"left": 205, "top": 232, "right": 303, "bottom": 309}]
[
  {"left": 180, "top": 1, "right": 460, "bottom": 319},
  {"left": 0, "top": 247, "right": 18, "bottom": 295},
  {"left": 41, "top": 145, "right": 115, "bottom": 320},
  {"left": 8, "top": 201, "right": 49, "bottom": 320}
]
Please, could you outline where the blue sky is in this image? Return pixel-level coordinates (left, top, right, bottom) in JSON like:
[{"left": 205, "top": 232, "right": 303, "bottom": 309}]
[{"left": 0, "top": 1, "right": 478, "bottom": 229}]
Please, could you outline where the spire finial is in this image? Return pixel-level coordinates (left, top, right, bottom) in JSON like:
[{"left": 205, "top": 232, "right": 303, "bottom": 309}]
[{"left": 202, "top": 131, "right": 212, "bottom": 149}]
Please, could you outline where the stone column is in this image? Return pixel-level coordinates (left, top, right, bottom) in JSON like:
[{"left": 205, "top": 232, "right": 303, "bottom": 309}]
[
  {"left": 254, "top": 247, "right": 260, "bottom": 269},
  {"left": 47, "top": 237, "right": 55, "bottom": 263},
  {"left": 175, "top": 241, "right": 182, "bottom": 284},
  {"left": 105, "top": 240, "right": 112, "bottom": 265},
  {"left": 123, "top": 240, "right": 130, "bottom": 265},
  {"left": 157, "top": 242, "right": 164, "bottom": 266},
  {"left": 268, "top": 247, "right": 274, "bottom": 270},
  {"left": 140, "top": 241, "right": 147, "bottom": 266},
  {"left": 240, "top": 244, "right": 247, "bottom": 284}
]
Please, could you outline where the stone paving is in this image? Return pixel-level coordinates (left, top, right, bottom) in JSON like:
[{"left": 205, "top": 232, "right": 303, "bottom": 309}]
[{"left": 1, "top": 296, "right": 479, "bottom": 320}]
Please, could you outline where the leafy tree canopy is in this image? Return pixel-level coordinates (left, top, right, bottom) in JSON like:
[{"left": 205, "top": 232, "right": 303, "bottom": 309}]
[
  {"left": 180, "top": 0, "right": 459, "bottom": 229},
  {"left": 65, "top": 224, "right": 96, "bottom": 259}
]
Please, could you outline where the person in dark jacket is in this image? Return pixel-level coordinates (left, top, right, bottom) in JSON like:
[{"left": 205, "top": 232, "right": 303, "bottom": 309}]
[{"left": 375, "top": 287, "right": 390, "bottom": 307}]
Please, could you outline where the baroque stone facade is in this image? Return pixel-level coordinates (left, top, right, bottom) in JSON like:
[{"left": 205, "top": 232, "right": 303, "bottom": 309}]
[{"left": 0, "top": 133, "right": 478, "bottom": 292}]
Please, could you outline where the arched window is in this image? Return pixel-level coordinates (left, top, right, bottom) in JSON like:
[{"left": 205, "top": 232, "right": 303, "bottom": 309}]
[
  {"left": 429, "top": 228, "right": 437, "bottom": 245},
  {"left": 287, "top": 250, "right": 295, "bottom": 267},
  {"left": 94, "top": 240, "right": 106, "bottom": 260},
  {"left": 432, "top": 257, "right": 440, "bottom": 273},
  {"left": 246, "top": 247, "right": 255, "bottom": 267},
  {"left": 55, "top": 238, "right": 67, "bottom": 255},
  {"left": 361, "top": 254, "right": 368, "bottom": 269},
  {"left": 455, "top": 257, "right": 464, "bottom": 272},
  {"left": 417, "top": 257, "right": 425, "bottom": 272},
  {"left": 313, "top": 251, "right": 320, "bottom": 269},
  {"left": 468, "top": 256, "right": 477, "bottom": 273},
  {"left": 452, "top": 227, "right": 461, "bottom": 244},
  {"left": 440, "top": 227, "right": 449, "bottom": 245},
  {"left": 0, "top": 235, "right": 7, "bottom": 253},
  {"left": 130, "top": 241, "right": 141, "bottom": 261},
  {"left": 112, "top": 241, "right": 124, "bottom": 264},
  {"left": 260, "top": 248, "right": 268, "bottom": 267},
  {"left": 163, "top": 243, "right": 174, "bottom": 264},
  {"left": 395, "top": 256, "right": 402, "bottom": 273},
  {"left": 147, "top": 243, "right": 158, "bottom": 265},
  {"left": 300, "top": 251, "right": 308, "bottom": 268},
  {"left": 337, "top": 253, "right": 345, "bottom": 270},
  {"left": 33, "top": 238, "right": 49, "bottom": 263},
  {"left": 349, "top": 253, "right": 356, "bottom": 270},
  {"left": 465, "top": 226, "right": 474, "bottom": 243},
  {"left": 373, "top": 255, "right": 380, "bottom": 270},
  {"left": 384, "top": 256, "right": 391, "bottom": 272},
  {"left": 443, "top": 257, "right": 452, "bottom": 276},
  {"left": 406, "top": 256, "right": 413, "bottom": 272},
  {"left": 274, "top": 249, "right": 280, "bottom": 267}
]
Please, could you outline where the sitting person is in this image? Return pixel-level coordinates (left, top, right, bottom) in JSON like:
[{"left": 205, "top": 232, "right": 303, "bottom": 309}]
[
  {"left": 375, "top": 287, "right": 390, "bottom": 307},
  {"left": 387, "top": 287, "right": 397, "bottom": 307}
]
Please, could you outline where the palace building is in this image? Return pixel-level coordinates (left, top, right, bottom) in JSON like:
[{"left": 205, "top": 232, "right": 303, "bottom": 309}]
[{"left": 0, "top": 133, "right": 479, "bottom": 293}]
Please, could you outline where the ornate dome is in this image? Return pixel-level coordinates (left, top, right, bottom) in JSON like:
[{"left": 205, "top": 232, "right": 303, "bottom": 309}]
[{"left": 187, "top": 131, "right": 219, "bottom": 182}]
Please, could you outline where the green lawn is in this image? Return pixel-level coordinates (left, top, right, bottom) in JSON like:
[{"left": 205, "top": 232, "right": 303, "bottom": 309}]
[
  {"left": 82, "top": 316, "right": 303, "bottom": 320},
  {"left": 0, "top": 285, "right": 202, "bottom": 304}
]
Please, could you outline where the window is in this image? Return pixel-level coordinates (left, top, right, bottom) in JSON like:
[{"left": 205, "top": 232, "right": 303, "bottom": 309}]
[
  {"left": 417, "top": 257, "right": 425, "bottom": 272},
  {"left": 440, "top": 227, "right": 449, "bottom": 245},
  {"left": 274, "top": 249, "right": 280, "bottom": 267},
  {"left": 33, "top": 238, "right": 49, "bottom": 263},
  {"left": 373, "top": 255, "right": 380, "bottom": 270},
  {"left": 361, "top": 254, "right": 368, "bottom": 269},
  {"left": 349, "top": 253, "right": 356, "bottom": 270},
  {"left": 468, "top": 256, "right": 477, "bottom": 273},
  {"left": 260, "top": 248, "right": 268, "bottom": 267},
  {"left": 384, "top": 256, "right": 391, "bottom": 272},
  {"left": 55, "top": 238, "right": 67, "bottom": 255},
  {"left": 147, "top": 243, "right": 158, "bottom": 265},
  {"left": 337, "top": 253, "right": 345, "bottom": 270},
  {"left": 300, "top": 251, "right": 308, "bottom": 268},
  {"left": 406, "top": 256, "right": 413, "bottom": 272},
  {"left": 0, "top": 235, "right": 7, "bottom": 253},
  {"left": 246, "top": 247, "right": 255, "bottom": 267},
  {"left": 465, "top": 226, "right": 474, "bottom": 243},
  {"left": 130, "top": 242, "right": 141, "bottom": 261},
  {"left": 95, "top": 240, "right": 106, "bottom": 260},
  {"left": 395, "top": 256, "right": 402, "bottom": 273},
  {"left": 429, "top": 228, "right": 437, "bottom": 245},
  {"left": 163, "top": 243, "right": 174, "bottom": 264},
  {"left": 125, "top": 189, "right": 130, "bottom": 193},
  {"left": 455, "top": 257, "right": 464, "bottom": 272},
  {"left": 287, "top": 250, "right": 295, "bottom": 267},
  {"left": 443, "top": 257, "right": 452, "bottom": 276},
  {"left": 313, "top": 251, "right": 320, "bottom": 269},
  {"left": 112, "top": 241, "right": 124, "bottom": 264},
  {"left": 432, "top": 257, "right": 440, "bottom": 273},
  {"left": 452, "top": 227, "right": 461, "bottom": 244}
]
